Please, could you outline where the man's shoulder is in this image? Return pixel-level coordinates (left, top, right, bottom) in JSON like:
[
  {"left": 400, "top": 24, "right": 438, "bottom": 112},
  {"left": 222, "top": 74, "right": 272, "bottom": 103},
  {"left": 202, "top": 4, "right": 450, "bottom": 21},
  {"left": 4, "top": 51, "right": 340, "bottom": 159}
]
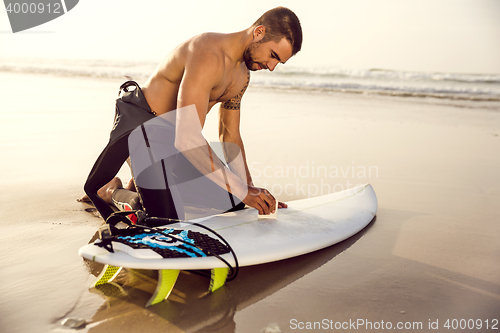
[
  {"left": 185, "top": 33, "right": 226, "bottom": 60},
  {"left": 172, "top": 33, "right": 230, "bottom": 88},
  {"left": 180, "top": 33, "right": 230, "bottom": 82}
]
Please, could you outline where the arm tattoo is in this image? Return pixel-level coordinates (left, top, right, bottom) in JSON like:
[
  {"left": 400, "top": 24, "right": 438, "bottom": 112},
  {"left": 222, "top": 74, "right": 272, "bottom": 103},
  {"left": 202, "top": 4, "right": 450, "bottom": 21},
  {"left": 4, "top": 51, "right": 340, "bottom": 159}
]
[{"left": 222, "top": 71, "right": 250, "bottom": 110}]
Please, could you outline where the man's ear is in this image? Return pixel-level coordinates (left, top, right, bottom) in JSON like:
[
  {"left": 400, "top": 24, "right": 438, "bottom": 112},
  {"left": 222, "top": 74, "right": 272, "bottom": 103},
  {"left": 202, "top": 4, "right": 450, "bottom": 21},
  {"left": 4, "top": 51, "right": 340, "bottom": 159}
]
[{"left": 253, "top": 25, "right": 266, "bottom": 42}]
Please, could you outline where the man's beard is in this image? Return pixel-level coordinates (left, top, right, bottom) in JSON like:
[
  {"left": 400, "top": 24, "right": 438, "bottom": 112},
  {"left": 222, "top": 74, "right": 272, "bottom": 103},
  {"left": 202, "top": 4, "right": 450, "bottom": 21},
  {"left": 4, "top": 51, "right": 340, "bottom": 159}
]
[{"left": 243, "top": 41, "right": 261, "bottom": 71}]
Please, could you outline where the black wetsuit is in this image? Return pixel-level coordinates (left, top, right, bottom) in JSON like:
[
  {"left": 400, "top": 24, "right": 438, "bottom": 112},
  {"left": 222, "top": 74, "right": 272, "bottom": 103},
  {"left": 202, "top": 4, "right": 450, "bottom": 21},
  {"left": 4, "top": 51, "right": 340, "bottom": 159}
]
[{"left": 83, "top": 81, "right": 244, "bottom": 223}]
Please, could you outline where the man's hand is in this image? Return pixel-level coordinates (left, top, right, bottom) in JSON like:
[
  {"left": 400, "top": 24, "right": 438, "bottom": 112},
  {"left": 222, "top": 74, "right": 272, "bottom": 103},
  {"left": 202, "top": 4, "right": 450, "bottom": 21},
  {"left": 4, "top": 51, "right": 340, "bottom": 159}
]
[
  {"left": 243, "top": 185, "right": 277, "bottom": 215},
  {"left": 278, "top": 202, "right": 288, "bottom": 209}
]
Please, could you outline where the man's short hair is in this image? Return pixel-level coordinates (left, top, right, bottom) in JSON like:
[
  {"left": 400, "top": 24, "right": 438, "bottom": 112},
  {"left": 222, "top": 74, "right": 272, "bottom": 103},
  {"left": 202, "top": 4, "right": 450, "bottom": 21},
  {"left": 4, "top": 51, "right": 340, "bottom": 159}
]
[{"left": 253, "top": 7, "right": 303, "bottom": 56}]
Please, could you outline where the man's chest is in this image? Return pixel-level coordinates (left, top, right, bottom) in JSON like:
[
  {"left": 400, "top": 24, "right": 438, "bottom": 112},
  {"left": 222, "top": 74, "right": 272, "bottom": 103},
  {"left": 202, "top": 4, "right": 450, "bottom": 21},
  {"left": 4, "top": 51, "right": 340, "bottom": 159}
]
[{"left": 209, "top": 67, "right": 249, "bottom": 103}]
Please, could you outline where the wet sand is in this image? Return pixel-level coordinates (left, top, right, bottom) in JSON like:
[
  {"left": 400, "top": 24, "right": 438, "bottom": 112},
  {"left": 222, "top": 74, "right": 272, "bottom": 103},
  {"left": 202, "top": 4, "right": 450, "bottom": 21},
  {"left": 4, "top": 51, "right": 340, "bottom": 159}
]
[{"left": 0, "top": 72, "right": 499, "bottom": 333}]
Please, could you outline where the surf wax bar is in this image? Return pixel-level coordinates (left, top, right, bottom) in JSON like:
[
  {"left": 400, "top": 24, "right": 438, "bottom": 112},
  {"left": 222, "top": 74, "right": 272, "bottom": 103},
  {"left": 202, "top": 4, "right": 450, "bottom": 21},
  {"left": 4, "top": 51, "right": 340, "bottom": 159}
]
[{"left": 258, "top": 201, "right": 278, "bottom": 220}]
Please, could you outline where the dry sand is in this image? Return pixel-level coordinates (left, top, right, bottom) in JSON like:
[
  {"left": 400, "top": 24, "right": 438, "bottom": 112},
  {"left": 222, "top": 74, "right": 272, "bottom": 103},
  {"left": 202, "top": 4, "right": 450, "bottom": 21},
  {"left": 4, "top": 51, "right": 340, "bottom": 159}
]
[{"left": 0, "top": 72, "right": 499, "bottom": 333}]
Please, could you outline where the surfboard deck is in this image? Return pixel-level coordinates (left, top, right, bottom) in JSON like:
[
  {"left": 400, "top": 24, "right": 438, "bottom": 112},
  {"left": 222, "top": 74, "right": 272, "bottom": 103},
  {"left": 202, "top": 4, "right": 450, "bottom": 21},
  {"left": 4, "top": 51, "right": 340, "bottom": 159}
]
[{"left": 79, "top": 183, "right": 377, "bottom": 306}]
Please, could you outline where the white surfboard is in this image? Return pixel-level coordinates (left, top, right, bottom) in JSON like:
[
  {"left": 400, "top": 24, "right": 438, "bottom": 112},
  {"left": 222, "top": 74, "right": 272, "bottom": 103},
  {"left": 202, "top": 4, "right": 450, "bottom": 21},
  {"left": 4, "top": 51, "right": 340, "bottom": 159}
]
[{"left": 79, "top": 183, "right": 377, "bottom": 306}]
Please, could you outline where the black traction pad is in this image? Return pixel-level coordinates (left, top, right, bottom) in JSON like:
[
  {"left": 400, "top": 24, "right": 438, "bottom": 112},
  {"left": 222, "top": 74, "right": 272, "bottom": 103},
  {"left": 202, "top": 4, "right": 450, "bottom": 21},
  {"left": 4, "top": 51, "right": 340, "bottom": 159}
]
[{"left": 111, "top": 229, "right": 230, "bottom": 259}]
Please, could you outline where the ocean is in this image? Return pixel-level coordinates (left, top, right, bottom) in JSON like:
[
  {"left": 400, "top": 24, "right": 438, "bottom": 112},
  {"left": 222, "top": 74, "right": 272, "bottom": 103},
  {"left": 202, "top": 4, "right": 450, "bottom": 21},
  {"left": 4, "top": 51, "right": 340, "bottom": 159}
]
[{"left": 1, "top": 57, "right": 500, "bottom": 102}]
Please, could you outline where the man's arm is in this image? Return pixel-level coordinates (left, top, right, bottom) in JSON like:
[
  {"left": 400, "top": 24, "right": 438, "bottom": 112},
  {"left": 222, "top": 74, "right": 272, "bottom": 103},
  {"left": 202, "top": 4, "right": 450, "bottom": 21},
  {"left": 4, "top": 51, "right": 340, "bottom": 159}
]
[
  {"left": 219, "top": 72, "right": 253, "bottom": 186},
  {"left": 174, "top": 44, "right": 275, "bottom": 214},
  {"left": 174, "top": 47, "right": 247, "bottom": 199},
  {"left": 219, "top": 73, "right": 285, "bottom": 212}
]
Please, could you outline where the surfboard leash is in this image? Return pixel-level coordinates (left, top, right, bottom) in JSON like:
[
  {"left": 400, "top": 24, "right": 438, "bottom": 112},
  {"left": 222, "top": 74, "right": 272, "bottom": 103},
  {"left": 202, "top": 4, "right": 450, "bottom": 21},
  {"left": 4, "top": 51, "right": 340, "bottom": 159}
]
[
  {"left": 144, "top": 215, "right": 240, "bottom": 281},
  {"left": 96, "top": 210, "right": 239, "bottom": 281}
]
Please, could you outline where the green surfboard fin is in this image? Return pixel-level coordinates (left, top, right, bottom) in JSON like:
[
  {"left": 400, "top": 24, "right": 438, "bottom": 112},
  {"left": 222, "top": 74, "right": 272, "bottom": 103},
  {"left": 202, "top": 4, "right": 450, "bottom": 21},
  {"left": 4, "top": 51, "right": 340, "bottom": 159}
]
[
  {"left": 91, "top": 265, "right": 122, "bottom": 288},
  {"left": 209, "top": 267, "right": 229, "bottom": 293},
  {"left": 145, "top": 269, "right": 180, "bottom": 307}
]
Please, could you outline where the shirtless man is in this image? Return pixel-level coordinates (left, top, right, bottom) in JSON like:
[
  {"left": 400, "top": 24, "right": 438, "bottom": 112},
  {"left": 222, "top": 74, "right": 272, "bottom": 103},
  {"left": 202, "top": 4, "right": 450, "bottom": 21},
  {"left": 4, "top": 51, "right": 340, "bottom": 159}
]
[{"left": 81, "top": 7, "right": 302, "bottom": 218}]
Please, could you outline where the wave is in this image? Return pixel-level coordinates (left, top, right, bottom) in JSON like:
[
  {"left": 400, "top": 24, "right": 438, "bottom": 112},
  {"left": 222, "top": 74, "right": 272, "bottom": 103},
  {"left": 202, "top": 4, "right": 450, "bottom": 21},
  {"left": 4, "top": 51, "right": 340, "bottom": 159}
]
[
  {"left": 2, "top": 57, "right": 500, "bottom": 101},
  {"left": 257, "top": 67, "right": 500, "bottom": 85},
  {"left": 250, "top": 67, "right": 500, "bottom": 101},
  {"left": 0, "top": 57, "right": 156, "bottom": 80}
]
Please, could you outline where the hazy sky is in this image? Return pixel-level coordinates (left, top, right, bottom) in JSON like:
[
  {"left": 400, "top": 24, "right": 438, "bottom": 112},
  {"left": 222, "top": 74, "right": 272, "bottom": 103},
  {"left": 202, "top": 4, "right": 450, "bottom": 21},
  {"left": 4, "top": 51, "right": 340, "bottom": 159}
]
[{"left": 1, "top": 0, "right": 499, "bottom": 74}]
